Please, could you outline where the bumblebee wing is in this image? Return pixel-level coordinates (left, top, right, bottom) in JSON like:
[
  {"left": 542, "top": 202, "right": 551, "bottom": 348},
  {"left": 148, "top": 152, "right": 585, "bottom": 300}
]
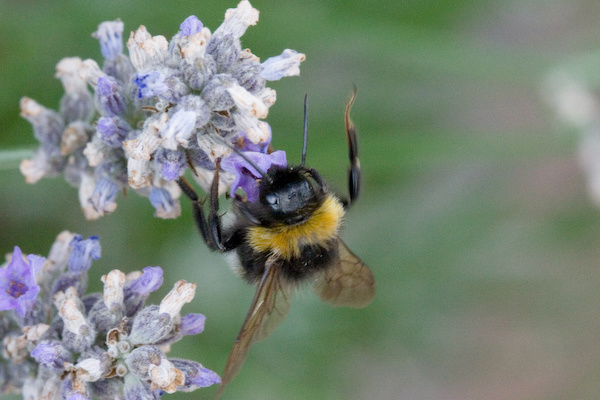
[
  {"left": 215, "top": 257, "right": 292, "bottom": 399},
  {"left": 313, "top": 238, "right": 375, "bottom": 308}
]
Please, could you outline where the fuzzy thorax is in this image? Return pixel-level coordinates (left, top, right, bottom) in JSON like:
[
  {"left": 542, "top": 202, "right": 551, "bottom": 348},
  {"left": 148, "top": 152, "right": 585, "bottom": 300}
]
[{"left": 247, "top": 194, "right": 344, "bottom": 259}]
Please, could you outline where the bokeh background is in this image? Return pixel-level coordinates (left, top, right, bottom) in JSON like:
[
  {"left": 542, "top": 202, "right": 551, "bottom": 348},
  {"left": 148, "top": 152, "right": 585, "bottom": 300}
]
[{"left": 3, "top": 0, "right": 600, "bottom": 398}]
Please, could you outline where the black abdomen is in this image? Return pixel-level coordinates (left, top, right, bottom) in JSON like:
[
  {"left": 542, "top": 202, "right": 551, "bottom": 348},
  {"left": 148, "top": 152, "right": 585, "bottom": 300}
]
[{"left": 236, "top": 239, "right": 338, "bottom": 284}]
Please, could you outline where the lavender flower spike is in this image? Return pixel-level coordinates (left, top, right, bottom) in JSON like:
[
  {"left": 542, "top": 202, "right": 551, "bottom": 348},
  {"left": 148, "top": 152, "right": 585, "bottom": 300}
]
[
  {"left": 0, "top": 246, "right": 44, "bottom": 317},
  {"left": 21, "top": 1, "right": 305, "bottom": 219},
  {"left": 0, "top": 232, "right": 219, "bottom": 398}
]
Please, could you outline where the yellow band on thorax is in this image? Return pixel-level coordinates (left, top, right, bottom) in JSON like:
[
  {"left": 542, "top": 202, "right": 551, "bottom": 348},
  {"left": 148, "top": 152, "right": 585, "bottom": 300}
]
[{"left": 247, "top": 194, "right": 345, "bottom": 259}]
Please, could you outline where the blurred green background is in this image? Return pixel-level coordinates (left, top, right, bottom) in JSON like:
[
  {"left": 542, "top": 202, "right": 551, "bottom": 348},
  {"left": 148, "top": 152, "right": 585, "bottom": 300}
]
[{"left": 3, "top": 0, "right": 600, "bottom": 398}]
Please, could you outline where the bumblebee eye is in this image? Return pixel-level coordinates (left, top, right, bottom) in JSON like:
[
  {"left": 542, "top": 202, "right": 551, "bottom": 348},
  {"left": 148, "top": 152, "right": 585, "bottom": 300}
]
[{"left": 266, "top": 194, "right": 279, "bottom": 206}]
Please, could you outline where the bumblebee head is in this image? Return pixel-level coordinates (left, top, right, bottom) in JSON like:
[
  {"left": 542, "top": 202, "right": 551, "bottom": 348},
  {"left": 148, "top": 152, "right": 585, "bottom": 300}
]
[
  {"left": 231, "top": 94, "right": 328, "bottom": 226},
  {"left": 256, "top": 166, "right": 323, "bottom": 225}
]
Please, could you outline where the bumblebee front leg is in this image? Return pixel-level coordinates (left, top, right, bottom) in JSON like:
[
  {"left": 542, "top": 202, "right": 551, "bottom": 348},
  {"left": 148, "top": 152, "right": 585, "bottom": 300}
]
[
  {"left": 177, "top": 176, "right": 218, "bottom": 250},
  {"left": 177, "top": 160, "right": 242, "bottom": 252},
  {"left": 207, "top": 158, "right": 226, "bottom": 251}
]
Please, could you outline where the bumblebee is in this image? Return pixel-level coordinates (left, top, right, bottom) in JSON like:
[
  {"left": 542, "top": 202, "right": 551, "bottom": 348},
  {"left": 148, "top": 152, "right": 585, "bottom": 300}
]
[{"left": 178, "top": 89, "right": 375, "bottom": 398}]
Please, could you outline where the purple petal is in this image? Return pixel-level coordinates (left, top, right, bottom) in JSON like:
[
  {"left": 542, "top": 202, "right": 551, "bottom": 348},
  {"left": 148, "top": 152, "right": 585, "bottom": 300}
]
[
  {"left": 149, "top": 188, "right": 179, "bottom": 217},
  {"left": 179, "top": 16, "right": 203, "bottom": 37},
  {"left": 221, "top": 150, "right": 287, "bottom": 202},
  {"left": 192, "top": 367, "right": 221, "bottom": 387},
  {"left": 155, "top": 149, "right": 186, "bottom": 181},
  {"left": 231, "top": 129, "right": 271, "bottom": 153},
  {"left": 94, "top": 20, "right": 124, "bottom": 60},
  {"left": 126, "top": 267, "right": 164, "bottom": 297},
  {"left": 68, "top": 236, "right": 101, "bottom": 273},
  {"left": 96, "top": 76, "right": 127, "bottom": 116},
  {"left": 97, "top": 116, "right": 130, "bottom": 147},
  {"left": 26, "top": 254, "right": 45, "bottom": 276},
  {"left": 170, "top": 359, "right": 221, "bottom": 389},
  {"left": 180, "top": 313, "right": 206, "bottom": 336},
  {"left": 0, "top": 247, "right": 43, "bottom": 316},
  {"left": 90, "top": 178, "right": 119, "bottom": 214},
  {"left": 133, "top": 71, "right": 168, "bottom": 99}
]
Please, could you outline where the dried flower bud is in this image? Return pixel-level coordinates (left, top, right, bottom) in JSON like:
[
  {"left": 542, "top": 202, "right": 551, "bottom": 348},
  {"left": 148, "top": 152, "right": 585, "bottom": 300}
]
[
  {"left": 148, "top": 358, "right": 185, "bottom": 393},
  {"left": 125, "top": 345, "right": 164, "bottom": 380},
  {"left": 61, "top": 122, "right": 92, "bottom": 156},
  {"left": 19, "top": 97, "right": 64, "bottom": 146},
  {"left": 160, "top": 110, "right": 197, "bottom": 150},
  {"left": 129, "top": 305, "right": 173, "bottom": 345},
  {"left": 127, "top": 26, "right": 169, "bottom": 71},
  {"left": 159, "top": 280, "right": 196, "bottom": 318},
  {"left": 101, "top": 270, "right": 125, "bottom": 311},
  {"left": 260, "top": 49, "right": 306, "bottom": 81},
  {"left": 74, "top": 358, "right": 104, "bottom": 382},
  {"left": 54, "top": 288, "right": 89, "bottom": 339},
  {"left": 214, "top": 0, "right": 259, "bottom": 39}
]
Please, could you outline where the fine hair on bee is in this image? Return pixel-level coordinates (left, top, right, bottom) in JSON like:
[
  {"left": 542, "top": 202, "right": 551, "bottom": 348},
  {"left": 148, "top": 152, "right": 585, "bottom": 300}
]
[{"left": 177, "top": 88, "right": 375, "bottom": 399}]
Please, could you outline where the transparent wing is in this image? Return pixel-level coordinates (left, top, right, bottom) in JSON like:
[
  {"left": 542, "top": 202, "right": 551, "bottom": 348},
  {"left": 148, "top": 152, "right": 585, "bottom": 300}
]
[
  {"left": 313, "top": 238, "right": 375, "bottom": 308},
  {"left": 214, "top": 257, "right": 292, "bottom": 399}
]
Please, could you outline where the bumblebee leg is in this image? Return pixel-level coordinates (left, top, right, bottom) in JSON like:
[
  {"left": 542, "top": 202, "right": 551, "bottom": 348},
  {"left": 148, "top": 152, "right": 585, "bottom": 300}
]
[
  {"left": 178, "top": 164, "right": 241, "bottom": 252},
  {"left": 308, "top": 167, "right": 328, "bottom": 192},
  {"left": 207, "top": 158, "right": 226, "bottom": 251},
  {"left": 177, "top": 176, "right": 220, "bottom": 251},
  {"left": 345, "top": 87, "right": 361, "bottom": 207}
]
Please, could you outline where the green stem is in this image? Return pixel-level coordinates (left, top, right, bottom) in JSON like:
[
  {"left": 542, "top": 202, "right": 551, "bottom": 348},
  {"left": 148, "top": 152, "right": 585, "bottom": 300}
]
[{"left": 0, "top": 148, "right": 34, "bottom": 171}]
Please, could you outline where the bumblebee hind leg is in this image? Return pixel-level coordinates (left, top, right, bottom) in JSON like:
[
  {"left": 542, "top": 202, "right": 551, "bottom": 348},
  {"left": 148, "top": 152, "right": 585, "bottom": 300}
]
[
  {"left": 305, "top": 88, "right": 360, "bottom": 209},
  {"left": 343, "top": 87, "right": 361, "bottom": 208}
]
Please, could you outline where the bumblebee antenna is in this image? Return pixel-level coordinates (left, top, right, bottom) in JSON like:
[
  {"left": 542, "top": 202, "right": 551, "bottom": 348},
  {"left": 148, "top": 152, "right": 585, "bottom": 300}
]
[{"left": 300, "top": 93, "right": 308, "bottom": 168}]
